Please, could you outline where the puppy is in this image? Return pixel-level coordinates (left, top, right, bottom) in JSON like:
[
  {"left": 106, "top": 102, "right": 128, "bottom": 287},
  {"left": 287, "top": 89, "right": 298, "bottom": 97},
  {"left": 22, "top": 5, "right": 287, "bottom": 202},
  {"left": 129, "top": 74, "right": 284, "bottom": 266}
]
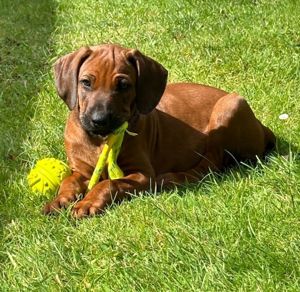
[{"left": 44, "top": 44, "right": 275, "bottom": 218}]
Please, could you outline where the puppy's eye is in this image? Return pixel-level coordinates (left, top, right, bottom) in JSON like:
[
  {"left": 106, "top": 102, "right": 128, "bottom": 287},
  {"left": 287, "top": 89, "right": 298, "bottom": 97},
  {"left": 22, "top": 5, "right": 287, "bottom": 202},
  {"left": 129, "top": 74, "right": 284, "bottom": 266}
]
[
  {"left": 117, "top": 78, "right": 131, "bottom": 91},
  {"left": 80, "top": 79, "right": 91, "bottom": 89}
]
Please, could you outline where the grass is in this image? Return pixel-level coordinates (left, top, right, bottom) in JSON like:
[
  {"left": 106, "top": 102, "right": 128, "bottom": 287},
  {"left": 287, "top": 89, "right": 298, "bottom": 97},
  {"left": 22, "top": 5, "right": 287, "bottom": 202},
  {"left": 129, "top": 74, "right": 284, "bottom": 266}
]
[{"left": 0, "top": 0, "right": 299, "bottom": 290}]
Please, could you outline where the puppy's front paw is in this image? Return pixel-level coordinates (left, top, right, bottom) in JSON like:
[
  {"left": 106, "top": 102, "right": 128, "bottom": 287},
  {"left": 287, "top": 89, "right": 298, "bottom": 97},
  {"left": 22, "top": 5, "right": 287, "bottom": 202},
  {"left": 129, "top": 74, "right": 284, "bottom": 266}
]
[
  {"left": 72, "top": 197, "right": 106, "bottom": 219},
  {"left": 43, "top": 193, "right": 81, "bottom": 215}
]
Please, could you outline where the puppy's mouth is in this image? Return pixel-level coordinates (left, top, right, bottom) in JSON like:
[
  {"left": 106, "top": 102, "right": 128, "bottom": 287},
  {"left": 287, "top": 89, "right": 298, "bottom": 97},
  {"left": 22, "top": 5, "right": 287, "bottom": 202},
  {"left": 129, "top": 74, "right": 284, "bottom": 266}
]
[{"left": 80, "top": 114, "right": 124, "bottom": 137}]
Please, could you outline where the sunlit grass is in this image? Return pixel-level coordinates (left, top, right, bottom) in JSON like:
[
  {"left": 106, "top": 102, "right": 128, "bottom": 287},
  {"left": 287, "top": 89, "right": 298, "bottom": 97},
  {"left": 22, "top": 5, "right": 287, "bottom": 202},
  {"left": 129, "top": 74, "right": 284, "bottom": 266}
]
[{"left": 0, "top": 0, "right": 299, "bottom": 290}]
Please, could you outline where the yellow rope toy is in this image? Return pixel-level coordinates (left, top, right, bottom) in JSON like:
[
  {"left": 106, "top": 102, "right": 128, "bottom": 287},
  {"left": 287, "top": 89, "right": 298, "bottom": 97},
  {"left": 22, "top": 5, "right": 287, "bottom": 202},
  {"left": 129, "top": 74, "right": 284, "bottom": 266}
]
[{"left": 87, "top": 121, "right": 131, "bottom": 191}]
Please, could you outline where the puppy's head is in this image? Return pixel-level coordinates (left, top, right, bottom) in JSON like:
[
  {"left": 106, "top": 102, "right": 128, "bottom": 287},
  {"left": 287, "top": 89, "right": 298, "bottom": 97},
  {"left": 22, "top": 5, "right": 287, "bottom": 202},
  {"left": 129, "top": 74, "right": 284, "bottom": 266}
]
[{"left": 54, "top": 44, "right": 168, "bottom": 137}]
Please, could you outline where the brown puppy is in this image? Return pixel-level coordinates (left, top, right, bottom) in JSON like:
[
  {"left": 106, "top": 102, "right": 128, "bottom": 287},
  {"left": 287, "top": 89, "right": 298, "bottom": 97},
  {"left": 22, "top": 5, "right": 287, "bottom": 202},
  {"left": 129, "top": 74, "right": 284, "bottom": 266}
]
[{"left": 44, "top": 44, "right": 275, "bottom": 218}]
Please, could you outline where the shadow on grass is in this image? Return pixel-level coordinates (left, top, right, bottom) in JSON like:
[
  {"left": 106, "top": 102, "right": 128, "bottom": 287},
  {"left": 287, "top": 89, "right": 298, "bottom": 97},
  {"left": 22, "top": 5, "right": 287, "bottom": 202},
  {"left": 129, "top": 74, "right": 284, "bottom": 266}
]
[
  {"left": 0, "top": 0, "right": 56, "bottom": 251},
  {"left": 275, "top": 136, "right": 300, "bottom": 157},
  {"left": 175, "top": 146, "right": 299, "bottom": 199}
]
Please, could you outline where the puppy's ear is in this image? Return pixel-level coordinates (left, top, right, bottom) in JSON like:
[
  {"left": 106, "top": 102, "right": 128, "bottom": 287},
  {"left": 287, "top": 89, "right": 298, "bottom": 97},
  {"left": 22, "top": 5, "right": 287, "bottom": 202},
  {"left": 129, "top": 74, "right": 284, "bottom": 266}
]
[
  {"left": 54, "top": 47, "right": 92, "bottom": 110},
  {"left": 127, "top": 50, "right": 168, "bottom": 114}
]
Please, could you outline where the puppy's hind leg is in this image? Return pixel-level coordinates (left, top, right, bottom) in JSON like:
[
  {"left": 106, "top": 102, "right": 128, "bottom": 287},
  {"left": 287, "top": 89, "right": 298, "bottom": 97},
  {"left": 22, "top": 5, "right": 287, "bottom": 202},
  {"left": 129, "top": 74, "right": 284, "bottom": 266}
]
[
  {"left": 207, "top": 93, "right": 274, "bottom": 162},
  {"left": 156, "top": 93, "right": 275, "bottom": 190}
]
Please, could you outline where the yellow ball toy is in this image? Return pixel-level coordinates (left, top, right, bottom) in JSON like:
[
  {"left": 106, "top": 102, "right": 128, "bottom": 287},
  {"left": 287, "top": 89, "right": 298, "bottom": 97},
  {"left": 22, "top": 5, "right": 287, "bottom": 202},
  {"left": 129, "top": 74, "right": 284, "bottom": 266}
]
[{"left": 27, "top": 158, "right": 71, "bottom": 195}]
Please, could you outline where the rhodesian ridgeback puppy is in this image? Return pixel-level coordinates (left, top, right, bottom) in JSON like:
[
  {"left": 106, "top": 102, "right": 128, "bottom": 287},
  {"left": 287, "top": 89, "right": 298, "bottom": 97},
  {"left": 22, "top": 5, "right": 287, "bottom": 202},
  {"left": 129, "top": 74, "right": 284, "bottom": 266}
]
[{"left": 43, "top": 44, "right": 275, "bottom": 218}]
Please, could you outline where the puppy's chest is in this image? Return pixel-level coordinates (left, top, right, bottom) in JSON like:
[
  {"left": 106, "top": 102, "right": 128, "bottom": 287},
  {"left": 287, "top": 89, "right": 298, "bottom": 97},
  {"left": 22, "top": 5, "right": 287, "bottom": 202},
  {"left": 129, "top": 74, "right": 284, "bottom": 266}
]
[
  {"left": 69, "top": 139, "right": 107, "bottom": 177},
  {"left": 78, "top": 140, "right": 103, "bottom": 167},
  {"left": 65, "top": 129, "right": 105, "bottom": 176}
]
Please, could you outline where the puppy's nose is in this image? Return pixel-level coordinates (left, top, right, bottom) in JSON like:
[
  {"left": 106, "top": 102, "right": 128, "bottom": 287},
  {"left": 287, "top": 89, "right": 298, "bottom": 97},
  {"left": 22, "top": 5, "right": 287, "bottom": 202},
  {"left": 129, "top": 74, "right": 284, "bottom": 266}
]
[{"left": 91, "top": 112, "right": 110, "bottom": 127}]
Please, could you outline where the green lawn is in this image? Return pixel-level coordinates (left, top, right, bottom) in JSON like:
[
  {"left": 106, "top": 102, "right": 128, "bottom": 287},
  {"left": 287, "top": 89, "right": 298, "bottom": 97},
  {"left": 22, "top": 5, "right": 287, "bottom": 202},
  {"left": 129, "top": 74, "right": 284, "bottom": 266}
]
[{"left": 1, "top": 0, "right": 300, "bottom": 290}]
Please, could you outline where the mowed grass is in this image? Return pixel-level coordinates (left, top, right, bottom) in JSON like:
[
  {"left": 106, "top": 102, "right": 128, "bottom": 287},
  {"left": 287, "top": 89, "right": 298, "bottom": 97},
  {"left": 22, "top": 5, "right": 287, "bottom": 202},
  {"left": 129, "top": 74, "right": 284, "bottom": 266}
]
[{"left": 0, "top": 0, "right": 300, "bottom": 290}]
